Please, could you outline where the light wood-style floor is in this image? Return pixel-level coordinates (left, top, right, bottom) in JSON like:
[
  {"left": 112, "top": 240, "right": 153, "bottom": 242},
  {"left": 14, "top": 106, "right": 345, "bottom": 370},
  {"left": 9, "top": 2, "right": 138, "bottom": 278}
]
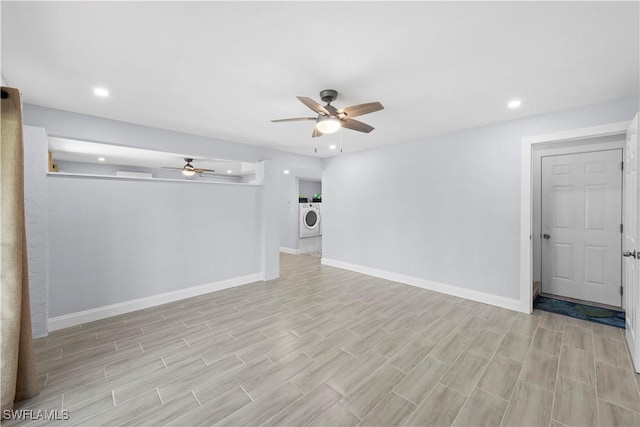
[{"left": 8, "top": 254, "right": 640, "bottom": 426}]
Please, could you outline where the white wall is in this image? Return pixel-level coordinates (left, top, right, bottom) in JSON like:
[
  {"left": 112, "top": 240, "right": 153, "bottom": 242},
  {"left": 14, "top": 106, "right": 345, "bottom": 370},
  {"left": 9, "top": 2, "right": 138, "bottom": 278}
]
[
  {"left": 257, "top": 161, "right": 280, "bottom": 280},
  {"left": 279, "top": 173, "right": 300, "bottom": 251},
  {"left": 47, "top": 175, "right": 262, "bottom": 317},
  {"left": 322, "top": 96, "right": 639, "bottom": 303},
  {"left": 23, "top": 126, "right": 49, "bottom": 337}
]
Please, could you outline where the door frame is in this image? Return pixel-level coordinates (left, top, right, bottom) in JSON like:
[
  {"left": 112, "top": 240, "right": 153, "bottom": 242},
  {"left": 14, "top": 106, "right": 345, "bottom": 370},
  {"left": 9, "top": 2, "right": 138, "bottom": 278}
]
[{"left": 520, "top": 121, "right": 631, "bottom": 313}]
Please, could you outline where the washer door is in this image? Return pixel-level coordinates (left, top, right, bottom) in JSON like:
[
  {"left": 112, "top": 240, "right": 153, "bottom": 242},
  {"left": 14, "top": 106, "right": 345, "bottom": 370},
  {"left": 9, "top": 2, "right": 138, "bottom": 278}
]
[{"left": 303, "top": 208, "right": 319, "bottom": 230}]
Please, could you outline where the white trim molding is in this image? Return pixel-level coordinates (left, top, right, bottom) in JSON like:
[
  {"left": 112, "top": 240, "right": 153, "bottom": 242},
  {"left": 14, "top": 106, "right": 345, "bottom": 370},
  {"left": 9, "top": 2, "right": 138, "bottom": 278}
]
[
  {"left": 321, "top": 258, "right": 523, "bottom": 312},
  {"left": 519, "top": 120, "right": 630, "bottom": 314},
  {"left": 47, "top": 171, "right": 262, "bottom": 187},
  {"left": 279, "top": 247, "right": 300, "bottom": 255},
  {"left": 48, "top": 273, "right": 264, "bottom": 331}
]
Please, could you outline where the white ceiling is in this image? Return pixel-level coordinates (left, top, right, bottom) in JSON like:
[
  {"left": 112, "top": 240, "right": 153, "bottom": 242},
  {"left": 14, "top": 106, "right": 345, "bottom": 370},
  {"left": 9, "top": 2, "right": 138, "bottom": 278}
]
[
  {"left": 48, "top": 137, "right": 256, "bottom": 175},
  {"left": 2, "top": 2, "right": 638, "bottom": 157}
]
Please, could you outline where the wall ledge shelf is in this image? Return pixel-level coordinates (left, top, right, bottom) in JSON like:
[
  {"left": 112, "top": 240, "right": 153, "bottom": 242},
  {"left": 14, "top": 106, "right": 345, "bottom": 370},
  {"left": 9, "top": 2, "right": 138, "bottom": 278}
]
[{"left": 47, "top": 172, "right": 263, "bottom": 186}]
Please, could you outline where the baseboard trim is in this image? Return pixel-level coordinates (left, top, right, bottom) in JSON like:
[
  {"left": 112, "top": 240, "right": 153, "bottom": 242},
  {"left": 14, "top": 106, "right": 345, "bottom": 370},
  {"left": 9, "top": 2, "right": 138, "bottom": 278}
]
[
  {"left": 279, "top": 247, "right": 300, "bottom": 255},
  {"left": 48, "top": 273, "right": 264, "bottom": 332},
  {"left": 321, "top": 258, "right": 524, "bottom": 313}
]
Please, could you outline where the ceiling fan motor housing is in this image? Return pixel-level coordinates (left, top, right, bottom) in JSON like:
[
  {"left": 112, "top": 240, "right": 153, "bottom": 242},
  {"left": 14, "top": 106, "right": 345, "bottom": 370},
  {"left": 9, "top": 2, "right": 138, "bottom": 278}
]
[{"left": 320, "top": 89, "right": 338, "bottom": 104}]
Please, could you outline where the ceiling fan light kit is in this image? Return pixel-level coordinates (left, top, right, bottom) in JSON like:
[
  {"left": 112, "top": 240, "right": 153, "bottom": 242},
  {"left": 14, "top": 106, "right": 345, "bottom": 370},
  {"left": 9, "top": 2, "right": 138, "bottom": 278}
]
[
  {"left": 163, "top": 158, "right": 216, "bottom": 176},
  {"left": 272, "top": 89, "right": 383, "bottom": 139},
  {"left": 316, "top": 116, "right": 341, "bottom": 134},
  {"left": 182, "top": 159, "right": 197, "bottom": 176}
]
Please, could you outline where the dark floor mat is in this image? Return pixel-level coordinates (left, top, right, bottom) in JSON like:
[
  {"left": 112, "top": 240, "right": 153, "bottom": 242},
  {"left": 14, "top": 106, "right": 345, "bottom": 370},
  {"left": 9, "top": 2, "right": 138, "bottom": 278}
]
[{"left": 534, "top": 295, "right": 625, "bottom": 329}]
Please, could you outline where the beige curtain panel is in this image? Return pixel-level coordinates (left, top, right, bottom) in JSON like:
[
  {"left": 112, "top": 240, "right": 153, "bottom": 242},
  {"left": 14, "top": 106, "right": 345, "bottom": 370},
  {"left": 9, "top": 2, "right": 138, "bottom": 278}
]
[{"left": 1, "top": 86, "right": 40, "bottom": 412}]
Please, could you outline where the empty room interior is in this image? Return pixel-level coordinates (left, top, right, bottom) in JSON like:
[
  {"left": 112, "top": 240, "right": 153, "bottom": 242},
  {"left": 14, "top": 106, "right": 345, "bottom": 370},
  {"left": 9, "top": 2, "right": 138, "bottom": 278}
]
[{"left": 2, "top": 1, "right": 640, "bottom": 426}]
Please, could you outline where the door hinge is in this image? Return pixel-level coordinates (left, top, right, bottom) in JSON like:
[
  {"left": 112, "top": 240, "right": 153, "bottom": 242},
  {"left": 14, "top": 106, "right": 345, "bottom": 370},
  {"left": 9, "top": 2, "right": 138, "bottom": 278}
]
[
  {"left": 622, "top": 161, "right": 624, "bottom": 170},
  {"left": 621, "top": 285, "right": 624, "bottom": 296},
  {"left": 620, "top": 224, "right": 624, "bottom": 233}
]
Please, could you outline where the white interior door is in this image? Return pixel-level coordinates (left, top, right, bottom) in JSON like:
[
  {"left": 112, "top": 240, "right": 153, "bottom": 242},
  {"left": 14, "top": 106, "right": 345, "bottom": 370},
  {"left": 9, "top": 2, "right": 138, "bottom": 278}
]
[
  {"left": 624, "top": 114, "right": 640, "bottom": 373},
  {"left": 541, "top": 150, "right": 622, "bottom": 306}
]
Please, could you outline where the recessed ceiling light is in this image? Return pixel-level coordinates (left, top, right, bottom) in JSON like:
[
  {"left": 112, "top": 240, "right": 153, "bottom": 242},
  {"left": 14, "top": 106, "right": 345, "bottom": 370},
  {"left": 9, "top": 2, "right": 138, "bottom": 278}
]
[
  {"left": 93, "top": 87, "right": 109, "bottom": 97},
  {"left": 507, "top": 99, "right": 521, "bottom": 109},
  {"left": 98, "top": 157, "right": 105, "bottom": 162},
  {"left": 227, "top": 170, "right": 232, "bottom": 174},
  {"left": 329, "top": 145, "right": 337, "bottom": 150},
  {"left": 283, "top": 170, "right": 290, "bottom": 174}
]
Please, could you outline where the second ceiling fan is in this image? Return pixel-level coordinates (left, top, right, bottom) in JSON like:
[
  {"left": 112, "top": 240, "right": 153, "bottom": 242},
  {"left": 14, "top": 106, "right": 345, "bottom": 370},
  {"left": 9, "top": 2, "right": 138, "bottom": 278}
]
[
  {"left": 272, "top": 89, "right": 383, "bottom": 138},
  {"left": 162, "top": 158, "right": 216, "bottom": 176}
]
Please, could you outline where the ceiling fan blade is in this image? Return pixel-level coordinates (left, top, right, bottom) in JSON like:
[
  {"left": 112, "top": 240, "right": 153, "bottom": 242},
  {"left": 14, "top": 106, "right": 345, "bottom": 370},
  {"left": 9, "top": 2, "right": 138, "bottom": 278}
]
[
  {"left": 337, "top": 102, "right": 384, "bottom": 118},
  {"left": 340, "top": 118, "right": 375, "bottom": 133},
  {"left": 194, "top": 168, "right": 216, "bottom": 173},
  {"left": 271, "top": 117, "right": 316, "bottom": 123},
  {"left": 297, "top": 97, "right": 330, "bottom": 116},
  {"left": 312, "top": 127, "right": 323, "bottom": 138},
  {"left": 162, "top": 167, "right": 185, "bottom": 170}
]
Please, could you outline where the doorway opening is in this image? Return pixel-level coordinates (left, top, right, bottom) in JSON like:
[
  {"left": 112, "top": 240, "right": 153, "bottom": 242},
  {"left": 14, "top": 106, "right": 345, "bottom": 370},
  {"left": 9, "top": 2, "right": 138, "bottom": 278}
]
[
  {"left": 298, "top": 178, "right": 323, "bottom": 257},
  {"left": 519, "top": 121, "right": 630, "bottom": 314},
  {"left": 533, "top": 138, "right": 624, "bottom": 308},
  {"left": 278, "top": 171, "right": 322, "bottom": 270}
]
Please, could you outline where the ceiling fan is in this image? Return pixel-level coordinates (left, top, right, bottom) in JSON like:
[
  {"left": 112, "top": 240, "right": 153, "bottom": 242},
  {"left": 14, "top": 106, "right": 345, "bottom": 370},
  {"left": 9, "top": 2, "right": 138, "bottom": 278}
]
[
  {"left": 162, "top": 158, "right": 216, "bottom": 176},
  {"left": 272, "top": 89, "right": 383, "bottom": 138}
]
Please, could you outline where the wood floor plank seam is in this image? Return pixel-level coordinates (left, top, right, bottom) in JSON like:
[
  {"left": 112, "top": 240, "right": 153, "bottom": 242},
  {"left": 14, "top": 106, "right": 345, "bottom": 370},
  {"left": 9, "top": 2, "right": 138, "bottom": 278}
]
[
  {"left": 595, "top": 360, "right": 640, "bottom": 413},
  {"left": 595, "top": 377, "right": 640, "bottom": 413},
  {"left": 591, "top": 322, "right": 600, "bottom": 427},
  {"left": 448, "top": 394, "right": 467, "bottom": 427},
  {"left": 450, "top": 320, "right": 506, "bottom": 400},
  {"left": 190, "top": 390, "right": 202, "bottom": 407},
  {"left": 239, "top": 385, "right": 253, "bottom": 402},
  {"left": 550, "top": 323, "right": 567, "bottom": 427},
  {"left": 286, "top": 379, "right": 307, "bottom": 397},
  {"left": 474, "top": 385, "right": 511, "bottom": 404},
  {"left": 500, "top": 342, "right": 551, "bottom": 425},
  {"left": 357, "top": 390, "right": 410, "bottom": 427},
  {"left": 335, "top": 355, "right": 391, "bottom": 402}
]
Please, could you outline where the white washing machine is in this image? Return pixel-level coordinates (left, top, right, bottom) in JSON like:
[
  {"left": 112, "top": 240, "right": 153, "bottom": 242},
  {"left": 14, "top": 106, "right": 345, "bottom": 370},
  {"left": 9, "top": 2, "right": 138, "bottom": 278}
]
[{"left": 299, "top": 203, "right": 321, "bottom": 238}]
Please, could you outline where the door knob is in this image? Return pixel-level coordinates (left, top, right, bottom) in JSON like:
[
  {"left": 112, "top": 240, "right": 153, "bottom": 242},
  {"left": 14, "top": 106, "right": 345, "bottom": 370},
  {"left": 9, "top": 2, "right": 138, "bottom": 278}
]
[
  {"left": 543, "top": 234, "right": 551, "bottom": 239},
  {"left": 623, "top": 250, "right": 638, "bottom": 259}
]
